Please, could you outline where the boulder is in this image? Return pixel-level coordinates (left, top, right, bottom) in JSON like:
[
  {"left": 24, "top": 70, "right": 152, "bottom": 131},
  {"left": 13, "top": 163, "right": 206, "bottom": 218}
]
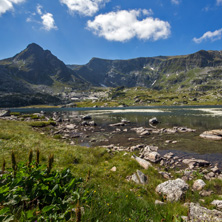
[
  {"left": 156, "top": 178, "right": 189, "bottom": 202},
  {"left": 131, "top": 155, "right": 152, "bottom": 170},
  {"left": 192, "top": 179, "right": 206, "bottom": 191},
  {"left": 66, "top": 124, "right": 76, "bottom": 130},
  {"left": 200, "top": 130, "right": 222, "bottom": 141},
  {"left": 0, "top": 109, "right": 10, "bottom": 117},
  {"left": 131, "top": 170, "right": 148, "bottom": 185},
  {"left": 155, "top": 200, "right": 166, "bottom": 205},
  {"left": 188, "top": 202, "right": 222, "bottom": 221},
  {"left": 211, "top": 200, "right": 222, "bottom": 210}
]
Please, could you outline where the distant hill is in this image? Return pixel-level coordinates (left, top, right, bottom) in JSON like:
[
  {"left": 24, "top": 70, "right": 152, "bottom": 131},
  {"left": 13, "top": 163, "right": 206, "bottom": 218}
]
[{"left": 69, "top": 50, "right": 222, "bottom": 91}]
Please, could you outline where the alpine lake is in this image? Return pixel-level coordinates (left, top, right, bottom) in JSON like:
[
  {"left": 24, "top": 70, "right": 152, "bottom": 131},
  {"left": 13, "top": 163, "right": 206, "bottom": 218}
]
[{"left": 12, "top": 105, "right": 222, "bottom": 168}]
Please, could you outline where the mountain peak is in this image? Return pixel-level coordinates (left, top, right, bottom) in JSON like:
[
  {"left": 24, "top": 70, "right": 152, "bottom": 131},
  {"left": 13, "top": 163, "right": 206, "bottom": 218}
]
[{"left": 26, "top": 43, "right": 43, "bottom": 51}]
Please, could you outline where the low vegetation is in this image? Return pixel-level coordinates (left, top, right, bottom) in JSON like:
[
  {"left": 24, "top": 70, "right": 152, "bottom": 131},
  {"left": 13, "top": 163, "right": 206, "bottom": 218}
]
[{"left": 0, "top": 120, "right": 222, "bottom": 221}]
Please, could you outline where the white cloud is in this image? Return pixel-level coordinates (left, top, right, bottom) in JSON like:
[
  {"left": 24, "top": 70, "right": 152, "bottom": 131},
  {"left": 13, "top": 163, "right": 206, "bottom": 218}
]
[
  {"left": 87, "top": 9, "right": 171, "bottom": 42},
  {"left": 193, "top": 29, "right": 222, "bottom": 43},
  {"left": 60, "top": 0, "right": 110, "bottom": 16},
  {"left": 0, "top": 0, "right": 25, "bottom": 15},
  {"left": 41, "top": 13, "right": 57, "bottom": 31},
  {"left": 26, "top": 5, "right": 57, "bottom": 31},
  {"left": 217, "top": 0, "right": 222, "bottom": 5},
  {"left": 171, "top": 0, "right": 180, "bottom": 5},
  {"left": 36, "top": 4, "right": 43, "bottom": 15}
]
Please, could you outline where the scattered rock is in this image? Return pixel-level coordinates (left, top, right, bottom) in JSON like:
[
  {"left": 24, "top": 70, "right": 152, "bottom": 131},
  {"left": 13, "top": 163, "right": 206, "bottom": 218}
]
[
  {"left": 0, "top": 109, "right": 10, "bottom": 117},
  {"left": 149, "top": 117, "right": 159, "bottom": 126},
  {"left": 199, "top": 190, "right": 214, "bottom": 197},
  {"left": 130, "top": 170, "right": 148, "bottom": 185},
  {"left": 156, "top": 178, "right": 189, "bottom": 202},
  {"left": 155, "top": 200, "right": 166, "bottom": 205},
  {"left": 143, "top": 151, "right": 161, "bottom": 163},
  {"left": 181, "top": 216, "right": 188, "bottom": 222},
  {"left": 66, "top": 124, "right": 76, "bottom": 130},
  {"left": 182, "top": 158, "right": 210, "bottom": 168},
  {"left": 132, "top": 155, "right": 152, "bottom": 170},
  {"left": 211, "top": 200, "right": 222, "bottom": 210},
  {"left": 82, "top": 115, "right": 92, "bottom": 120},
  {"left": 188, "top": 202, "right": 222, "bottom": 221},
  {"left": 193, "top": 179, "right": 206, "bottom": 191},
  {"left": 110, "top": 166, "right": 117, "bottom": 172}
]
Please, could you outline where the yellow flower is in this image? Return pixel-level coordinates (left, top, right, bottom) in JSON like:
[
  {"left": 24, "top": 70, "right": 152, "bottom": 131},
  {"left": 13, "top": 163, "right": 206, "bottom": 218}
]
[
  {"left": 94, "top": 190, "right": 96, "bottom": 193},
  {"left": 109, "top": 211, "right": 111, "bottom": 214},
  {"left": 126, "top": 195, "right": 128, "bottom": 198},
  {"left": 107, "top": 203, "right": 109, "bottom": 206}
]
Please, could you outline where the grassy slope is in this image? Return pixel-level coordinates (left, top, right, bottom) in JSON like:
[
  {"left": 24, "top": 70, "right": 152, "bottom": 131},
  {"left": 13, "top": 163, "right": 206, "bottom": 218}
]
[{"left": 0, "top": 120, "right": 222, "bottom": 221}]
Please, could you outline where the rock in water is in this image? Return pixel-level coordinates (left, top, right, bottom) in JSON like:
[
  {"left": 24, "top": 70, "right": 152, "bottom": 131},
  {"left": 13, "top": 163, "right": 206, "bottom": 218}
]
[
  {"left": 149, "top": 117, "right": 159, "bottom": 126},
  {"left": 156, "top": 178, "right": 189, "bottom": 202},
  {"left": 200, "top": 130, "right": 222, "bottom": 141}
]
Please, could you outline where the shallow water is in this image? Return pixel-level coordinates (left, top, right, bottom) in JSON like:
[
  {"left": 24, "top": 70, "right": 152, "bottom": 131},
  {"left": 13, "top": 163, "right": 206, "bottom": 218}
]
[{"left": 12, "top": 105, "right": 222, "bottom": 166}]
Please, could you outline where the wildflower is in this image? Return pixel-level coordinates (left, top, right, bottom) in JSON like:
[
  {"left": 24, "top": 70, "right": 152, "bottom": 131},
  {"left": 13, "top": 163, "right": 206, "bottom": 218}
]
[
  {"left": 107, "top": 203, "right": 109, "bottom": 206},
  {"left": 94, "top": 190, "right": 96, "bottom": 193},
  {"left": 109, "top": 211, "right": 111, "bottom": 214},
  {"left": 126, "top": 195, "right": 128, "bottom": 198}
]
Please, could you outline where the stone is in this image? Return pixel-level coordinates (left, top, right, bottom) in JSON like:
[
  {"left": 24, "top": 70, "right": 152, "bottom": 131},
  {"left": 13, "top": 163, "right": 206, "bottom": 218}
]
[
  {"left": 82, "top": 115, "right": 92, "bottom": 120},
  {"left": 159, "top": 171, "right": 171, "bottom": 180},
  {"left": 163, "top": 152, "right": 174, "bottom": 160},
  {"left": 200, "top": 130, "right": 222, "bottom": 141},
  {"left": 211, "top": 200, "right": 222, "bottom": 210},
  {"left": 199, "top": 190, "right": 214, "bottom": 197},
  {"left": 193, "top": 179, "right": 206, "bottom": 191},
  {"left": 109, "top": 122, "right": 125, "bottom": 127},
  {"left": 66, "top": 124, "right": 76, "bottom": 130},
  {"left": 188, "top": 202, "right": 222, "bottom": 221},
  {"left": 131, "top": 155, "right": 152, "bottom": 170},
  {"left": 143, "top": 151, "right": 161, "bottom": 163},
  {"left": 0, "top": 109, "right": 10, "bottom": 117},
  {"left": 89, "top": 121, "right": 97, "bottom": 126},
  {"left": 131, "top": 170, "right": 148, "bottom": 184},
  {"left": 155, "top": 200, "right": 166, "bottom": 205},
  {"left": 181, "top": 216, "right": 188, "bottom": 222},
  {"left": 156, "top": 178, "right": 189, "bottom": 202},
  {"left": 110, "top": 166, "right": 117, "bottom": 172},
  {"left": 182, "top": 158, "right": 210, "bottom": 167},
  {"left": 149, "top": 117, "right": 159, "bottom": 126}
]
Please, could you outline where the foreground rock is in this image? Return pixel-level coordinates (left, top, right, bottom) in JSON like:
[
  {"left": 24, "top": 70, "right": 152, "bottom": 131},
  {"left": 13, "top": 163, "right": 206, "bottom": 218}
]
[
  {"left": 192, "top": 179, "right": 206, "bottom": 191},
  {"left": 211, "top": 200, "right": 222, "bottom": 210},
  {"left": 156, "top": 179, "right": 189, "bottom": 202},
  {"left": 200, "top": 130, "right": 222, "bottom": 141},
  {"left": 189, "top": 202, "right": 222, "bottom": 221},
  {"left": 132, "top": 155, "right": 152, "bottom": 169},
  {"left": 130, "top": 170, "right": 148, "bottom": 184}
]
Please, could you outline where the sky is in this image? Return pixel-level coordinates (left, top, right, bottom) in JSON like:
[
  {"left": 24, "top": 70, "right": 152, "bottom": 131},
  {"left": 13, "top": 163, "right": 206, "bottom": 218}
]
[{"left": 0, "top": 0, "right": 222, "bottom": 65}]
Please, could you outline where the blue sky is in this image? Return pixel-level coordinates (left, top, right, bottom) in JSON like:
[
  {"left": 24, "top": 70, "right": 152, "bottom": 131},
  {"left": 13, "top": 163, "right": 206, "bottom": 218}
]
[{"left": 0, "top": 0, "right": 222, "bottom": 64}]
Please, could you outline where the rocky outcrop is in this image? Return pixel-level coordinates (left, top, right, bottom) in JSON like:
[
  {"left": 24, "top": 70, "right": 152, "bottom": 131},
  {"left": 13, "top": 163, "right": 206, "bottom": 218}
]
[
  {"left": 156, "top": 179, "right": 189, "bottom": 202},
  {"left": 131, "top": 155, "right": 152, "bottom": 169},
  {"left": 188, "top": 202, "right": 222, "bottom": 221},
  {"left": 211, "top": 200, "right": 222, "bottom": 210}
]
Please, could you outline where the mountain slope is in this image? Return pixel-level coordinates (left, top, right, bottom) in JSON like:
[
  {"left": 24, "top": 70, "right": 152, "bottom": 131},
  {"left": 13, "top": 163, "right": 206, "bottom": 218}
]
[{"left": 69, "top": 50, "right": 222, "bottom": 90}]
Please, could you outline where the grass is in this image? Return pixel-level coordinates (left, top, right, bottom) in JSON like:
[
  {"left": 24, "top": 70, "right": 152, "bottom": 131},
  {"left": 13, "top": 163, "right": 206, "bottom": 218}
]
[{"left": 0, "top": 119, "right": 222, "bottom": 221}]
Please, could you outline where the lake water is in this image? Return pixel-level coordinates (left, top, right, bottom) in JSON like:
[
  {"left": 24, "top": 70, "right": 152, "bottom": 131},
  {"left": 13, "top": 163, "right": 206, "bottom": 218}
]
[{"left": 12, "top": 105, "right": 222, "bottom": 167}]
